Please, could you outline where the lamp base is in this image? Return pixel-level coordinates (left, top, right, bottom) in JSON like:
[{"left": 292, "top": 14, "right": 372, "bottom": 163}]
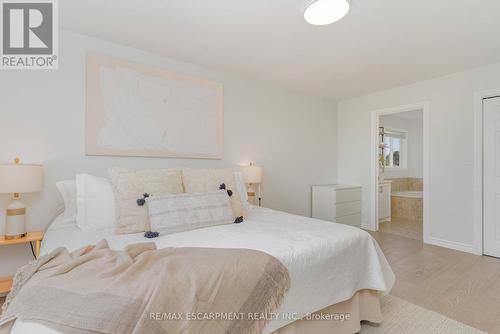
[
  {"left": 246, "top": 184, "right": 257, "bottom": 205},
  {"left": 5, "top": 199, "right": 27, "bottom": 240}
]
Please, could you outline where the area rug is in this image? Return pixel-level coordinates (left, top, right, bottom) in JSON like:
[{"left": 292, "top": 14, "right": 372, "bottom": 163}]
[{"left": 360, "top": 295, "right": 485, "bottom": 334}]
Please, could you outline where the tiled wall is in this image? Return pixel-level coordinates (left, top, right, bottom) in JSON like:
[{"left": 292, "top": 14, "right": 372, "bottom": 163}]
[{"left": 387, "top": 177, "right": 423, "bottom": 192}]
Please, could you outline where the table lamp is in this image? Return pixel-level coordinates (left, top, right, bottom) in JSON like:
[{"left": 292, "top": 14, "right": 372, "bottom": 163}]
[
  {"left": 240, "top": 163, "right": 263, "bottom": 206},
  {"left": 0, "top": 158, "right": 43, "bottom": 240}
]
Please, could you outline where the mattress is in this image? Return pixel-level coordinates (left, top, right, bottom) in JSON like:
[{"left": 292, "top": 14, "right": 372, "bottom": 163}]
[{"left": 11, "top": 206, "right": 395, "bottom": 334}]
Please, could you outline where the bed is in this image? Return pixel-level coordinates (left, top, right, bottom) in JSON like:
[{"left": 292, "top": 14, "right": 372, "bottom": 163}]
[{"left": 10, "top": 206, "right": 395, "bottom": 334}]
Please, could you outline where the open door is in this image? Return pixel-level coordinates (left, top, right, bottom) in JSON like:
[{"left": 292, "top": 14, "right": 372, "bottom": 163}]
[{"left": 483, "top": 96, "right": 500, "bottom": 257}]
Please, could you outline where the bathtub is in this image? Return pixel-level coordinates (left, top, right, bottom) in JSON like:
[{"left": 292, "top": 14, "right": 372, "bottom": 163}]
[
  {"left": 391, "top": 191, "right": 423, "bottom": 219},
  {"left": 392, "top": 191, "right": 423, "bottom": 199}
]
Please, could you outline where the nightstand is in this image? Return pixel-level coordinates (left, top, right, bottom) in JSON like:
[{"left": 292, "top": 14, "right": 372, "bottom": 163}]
[{"left": 0, "top": 231, "right": 43, "bottom": 295}]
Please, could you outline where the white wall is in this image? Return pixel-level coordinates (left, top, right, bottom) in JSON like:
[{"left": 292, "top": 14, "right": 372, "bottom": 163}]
[
  {"left": 337, "top": 61, "right": 500, "bottom": 254},
  {"left": 408, "top": 118, "right": 423, "bottom": 178},
  {"left": 379, "top": 114, "right": 423, "bottom": 179},
  {"left": 0, "top": 30, "right": 337, "bottom": 276}
]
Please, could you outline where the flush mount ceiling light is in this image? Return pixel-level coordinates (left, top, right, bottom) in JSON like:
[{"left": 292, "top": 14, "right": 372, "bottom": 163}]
[{"left": 304, "top": 0, "right": 350, "bottom": 25}]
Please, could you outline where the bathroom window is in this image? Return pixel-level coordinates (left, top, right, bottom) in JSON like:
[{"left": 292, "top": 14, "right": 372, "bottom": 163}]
[{"left": 384, "top": 130, "right": 407, "bottom": 168}]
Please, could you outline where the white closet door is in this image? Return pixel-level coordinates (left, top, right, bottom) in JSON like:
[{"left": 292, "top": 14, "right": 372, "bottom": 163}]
[{"left": 483, "top": 96, "right": 500, "bottom": 257}]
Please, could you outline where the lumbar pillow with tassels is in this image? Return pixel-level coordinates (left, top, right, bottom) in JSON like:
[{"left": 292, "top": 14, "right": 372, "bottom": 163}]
[{"left": 144, "top": 190, "right": 236, "bottom": 236}]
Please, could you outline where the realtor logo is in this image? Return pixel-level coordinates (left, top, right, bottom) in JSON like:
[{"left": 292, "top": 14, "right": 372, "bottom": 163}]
[{"left": 1, "top": 0, "right": 58, "bottom": 69}]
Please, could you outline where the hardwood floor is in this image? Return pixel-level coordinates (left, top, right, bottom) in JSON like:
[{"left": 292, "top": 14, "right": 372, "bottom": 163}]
[
  {"left": 379, "top": 217, "right": 422, "bottom": 240},
  {"left": 372, "top": 230, "right": 500, "bottom": 333}
]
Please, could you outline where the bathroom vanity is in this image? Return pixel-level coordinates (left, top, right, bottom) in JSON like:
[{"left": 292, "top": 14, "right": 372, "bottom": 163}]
[{"left": 378, "top": 180, "right": 392, "bottom": 222}]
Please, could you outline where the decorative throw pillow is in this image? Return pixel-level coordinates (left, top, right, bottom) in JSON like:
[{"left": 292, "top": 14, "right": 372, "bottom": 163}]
[
  {"left": 146, "top": 190, "right": 235, "bottom": 235},
  {"left": 76, "top": 174, "right": 116, "bottom": 232},
  {"left": 234, "top": 171, "right": 250, "bottom": 209},
  {"left": 109, "top": 167, "right": 184, "bottom": 234},
  {"left": 182, "top": 168, "right": 246, "bottom": 220},
  {"left": 53, "top": 180, "right": 78, "bottom": 229}
]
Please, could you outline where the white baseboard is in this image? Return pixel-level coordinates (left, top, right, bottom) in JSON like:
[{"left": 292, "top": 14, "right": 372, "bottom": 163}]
[
  {"left": 361, "top": 223, "right": 374, "bottom": 231},
  {"left": 426, "top": 237, "right": 479, "bottom": 255}
]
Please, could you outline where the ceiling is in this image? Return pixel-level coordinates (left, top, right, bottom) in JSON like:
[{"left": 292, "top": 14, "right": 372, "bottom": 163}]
[{"left": 61, "top": 0, "right": 500, "bottom": 101}]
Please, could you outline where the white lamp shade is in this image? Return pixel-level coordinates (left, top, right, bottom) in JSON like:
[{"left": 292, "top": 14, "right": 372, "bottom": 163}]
[
  {"left": 240, "top": 165, "right": 262, "bottom": 184},
  {"left": 0, "top": 164, "right": 43, "bottom": 194}
]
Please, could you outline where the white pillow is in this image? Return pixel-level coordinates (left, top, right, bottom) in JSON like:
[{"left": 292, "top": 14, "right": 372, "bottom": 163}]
[
  {"left": 234, "top": 171, "right": 249, "bottom": 209},
  {"left": 147, "top": 190, "right": 235, "bottom": 236},
  {"left": 76, "top": 174, "right": 116, "bottom": 232},
  {"left": 52, "top": 180, "right": 78, "bottom": 229}
]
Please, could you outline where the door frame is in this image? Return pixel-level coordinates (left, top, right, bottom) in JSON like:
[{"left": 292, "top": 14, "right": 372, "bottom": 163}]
[
  {"left": 369, "top": 102, "right": 430, "bottom": 243},
  {"left": 473, "top": 89, "right": 500, "bottom": 255}
]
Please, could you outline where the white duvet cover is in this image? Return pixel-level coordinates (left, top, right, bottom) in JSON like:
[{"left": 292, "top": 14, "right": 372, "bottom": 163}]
[{"left": 11, "top": 207, "right": 395, "bottom": 334}]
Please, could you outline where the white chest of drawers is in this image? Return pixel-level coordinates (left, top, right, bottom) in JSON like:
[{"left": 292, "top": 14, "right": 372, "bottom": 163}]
[{"left": 311, "top": 184, "right": 362, "bottom": 227}]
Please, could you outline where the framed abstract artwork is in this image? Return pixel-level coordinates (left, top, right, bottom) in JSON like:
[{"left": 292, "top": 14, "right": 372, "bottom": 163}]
[{"left": 86, "top": 54, "right": 224, "bottom": 159}]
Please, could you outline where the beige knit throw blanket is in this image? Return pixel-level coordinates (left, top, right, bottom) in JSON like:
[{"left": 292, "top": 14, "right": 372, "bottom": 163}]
[{"left": 0, "top": 240, "right": 290, "bottom": 334}]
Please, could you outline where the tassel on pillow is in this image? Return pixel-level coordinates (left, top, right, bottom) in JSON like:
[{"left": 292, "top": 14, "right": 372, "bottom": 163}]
[
  {"left": 144, "top": 231, "right": 159, "bottom": 238},
  {"left": 137, "top": 193, "right": 151, "bottom": 206},
  {"left": 219, "top": 183, "right": 233, "bottom": 198}
]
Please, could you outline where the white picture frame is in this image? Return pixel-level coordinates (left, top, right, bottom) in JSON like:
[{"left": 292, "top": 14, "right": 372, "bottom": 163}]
[{"left": 86, "top": 54, "right": 224, "bottom": 159}]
